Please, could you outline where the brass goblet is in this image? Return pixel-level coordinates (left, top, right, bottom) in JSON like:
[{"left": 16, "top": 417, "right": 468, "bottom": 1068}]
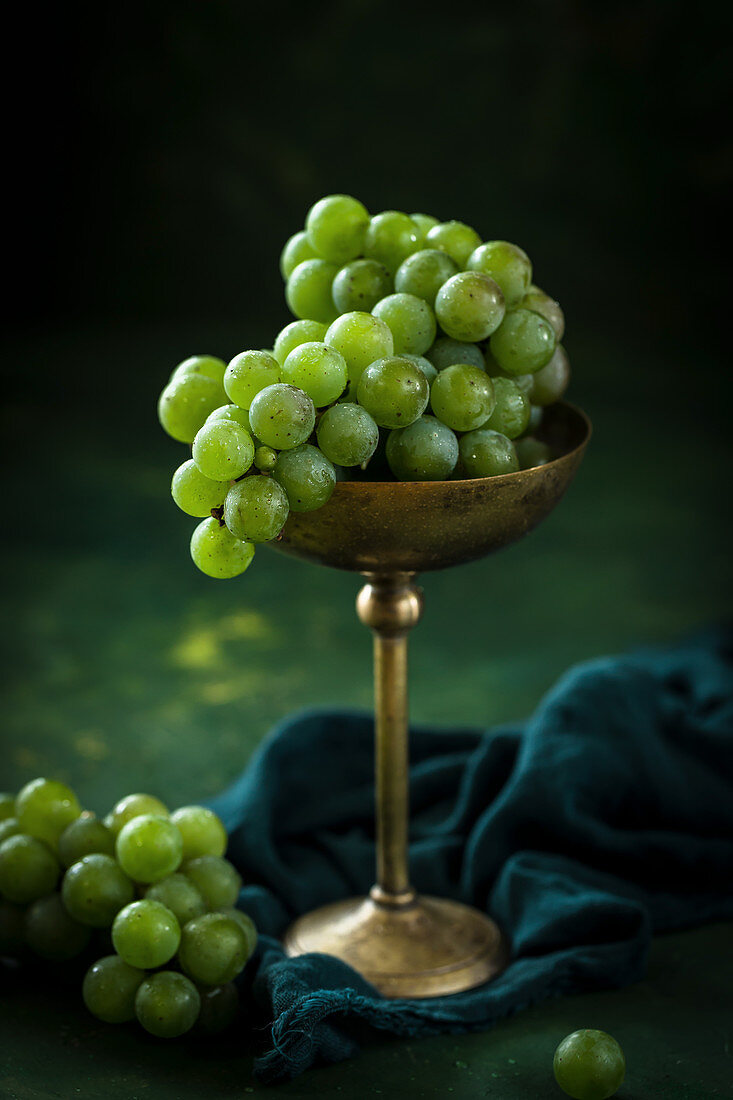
[{"left": 269, "top": 402, "right": 591, "bottom": 998}]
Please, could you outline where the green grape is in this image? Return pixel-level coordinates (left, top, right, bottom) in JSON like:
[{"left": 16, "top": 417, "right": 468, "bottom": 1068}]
[
  {"left": 248, "top": 383, "right": 316, "bottom": 450},
  {"left": 363, "top": 211, "right": 420, "bottom": 273},
  {"left": 372, "top": 293, "right": 437, "bottom": 356},
  {"left": 394, "top": 249, "right": 459, "bottom": 305},
  {"left": 178, "top": 912, "right": 250, "bottom": 986},
  {"left": 205, "top": 403, "right": 252, "bottom": 432},
  {"left": 223, "top": 476, "right": 289, "bottom": 543},
  {"left": 0, "top": 835, "right": 60, "bottom": 904},
  {"left": 191, "top": 420, "right": 255, "bottom": 481},
  {"left": 553, "top": 1029, "right": 626, "bottom": 1100},
  {"left": 286, "top": 259, "right": 339, "bottom": 324},
  {"left": 115, "top": 815, "right": 183, "bottom": 884},
  {"left": 171, "top": 459, "right": 230, "bottom": 518},
  {"left": 195, "top": 982, "right": 239, "bottom": 1035},
  {"left": 254, "top": 446, "right": 278, "bottom": 472},
  {"left": 281, "top": 342, "right": 348, "bottom": 407},
  {"left": 170, "top": 806, "right": 227, "bottom": 861},
  {"left": 489, "top": 308, "right": 556, "bottom": 374},
  {"left": 24, "top": 892, "right": 92, "bottom": 961},
  {"left": 324, "top": 311, "right": 394, "bottom": 384},
  {"left": 410, "top": 212, "right": 439, "bottom": 243},
  {"left": 515, "top": 437, "right": 552, "bottom": 469},
  {"left": 112, "top": 899, "right": 181, "bottom": 969},
  {"left": 332, "top": 259, "right": 392, "bottom": 314},
  {"left": 400, "top": 354, "right": 438, "bottom": 386},
  {"left": 0, "top": 818, "right": 21, "bottom": 845},
  {"left": 316, "top": 403, "right": 380, "bottom": 467},
  {"left": 357, "top": 356, "right": 430, "bottom": 429},
  {"left": 273, "top": 319, "right": 328, "bottom": 366},
  {"left": 158, "top": 373, "right": 226, "bottom": 444},
  {"left": 459, "top": 429, "right": 519, "bottom": 478},
  {"left": 223, "top": 350, "right": 280, "bottom": 410},
  {"left": 61, "top": 853, "right": 134, "bottom": 926},
  {"left": 305, "top": 193, "right": 369, "bottom": 264},
  {"left": 485, "top": 350, "right": 535, "bottom": 396},
  {"left": 0, "top": 899, "right": 26, "bottom": 956},
  {"left": 58, "top": 812, "right": 115, "bottom": 868},
  {"left": 467, "top": 241, "right": 532, "bottom": 308},
  {"left": 144, "top": 873, "right": 207, "bottom": 926},
  {"left": 529, "top": 345, "right": 570, "bottom": 406},
  {"left": 83, "top": 955, "right": 146, "bottom": 1024},
  {"left": 273, "top": 445, "right": 337, "bottom": 512},
  {"left": 527, "top": 404, "right": 544, "bottom": 433},
  {"left": 482, "top": 376, "right": 530, "bottom": 439},
  {"left": 182, "top": 856, "right": 242, "bottom": 910},
  {"left": 521, "top": 284, "right": 565, "bottom": 340},
  {"left": 425, "top": 220, "right": 481, "bottom": 266},
  {"left": 427, "top": 337, "right": 485, "bottom": 372},
  {"left": 135, "top": 971, "right": 201, "bottom": 1038},
  {"left": 435, "top": 272, "right": 505, "bottom": 342},
  {"left": 15, "top": 777, "right": 81, "bottom": 849},
  {"left": 218, "top": 907, "right": 258, "bottom": 958},
  {"left": 108, "top": 793, "right": 169, "bottom": 837},
  {"left": 430, "top": 365, "right": 495, "bottom": 432},
  {"left": 386, "top": 416, "right": 459, "bottom": 481},
  {"left": 279, "top": 230, "right": 317, "bottom": 280},
  {"left": 0, "top": 793, "right": 15, "bottom": 820},
  {"left": 190, "top": 517, "right": 255, "bottom": 580},
  {"left": 170, "top": 355, "right": 227, "bottom": 385}
]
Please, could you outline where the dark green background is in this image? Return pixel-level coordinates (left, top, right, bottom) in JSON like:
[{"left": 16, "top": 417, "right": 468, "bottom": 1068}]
[{"left": 1, "top": 2, "right": 732, "bottom": 1096}]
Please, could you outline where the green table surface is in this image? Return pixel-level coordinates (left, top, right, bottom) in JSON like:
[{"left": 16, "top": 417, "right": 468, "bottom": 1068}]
[{"left": 1, "top": 322, "right": 731, "bottom": 1097}]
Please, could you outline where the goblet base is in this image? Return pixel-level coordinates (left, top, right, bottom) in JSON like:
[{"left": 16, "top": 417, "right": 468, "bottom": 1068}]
[{"left": 283, "top": 889, "right": 508, "bottom": 998}]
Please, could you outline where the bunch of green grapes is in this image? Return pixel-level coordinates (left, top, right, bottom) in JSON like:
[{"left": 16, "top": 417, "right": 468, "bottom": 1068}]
[
  {"left": 157, "top": 194, "right": 571, "bottom": 579},
  {"left": 0, "top": 779, "right": 255, "bottom": 1039}
]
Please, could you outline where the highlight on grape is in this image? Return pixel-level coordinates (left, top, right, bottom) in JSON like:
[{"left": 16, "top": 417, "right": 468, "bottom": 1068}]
[{"left": 157, "top": 195, "right": 570, "bottom": 578}]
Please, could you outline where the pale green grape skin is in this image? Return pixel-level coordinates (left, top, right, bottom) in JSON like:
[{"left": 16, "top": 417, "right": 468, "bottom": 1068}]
[
  {"left": 144, "top": 874, "right": 207, "bottom": 926},
  {"left": 170, "top": 355, "right": 227, "bottom": 385},
  {"left": 248, "top": 383, "right": 316, "bottom": 450},
  {"left": 158, "top": 373, "right": 226, "bottom": 444},
  {"left": 394, "top": 248, "right": 459, "bottom": 305},
  {"left": 24, "top": 892, "right": 92, "bottom": 960},
  {"left": 486, "top": 356, "right": 534, "bottom": 397},
  {"left": 0, "top": 835, "right": 60, "bottom": 903},
  {"left": 529, "top": 345, "right": 570, "bottom": 405},
  {"left": 467, "top": 241, "right": 533, "bottom": 308},
  {"left": 218, "top": 908, "right": 258, "bottom": 958},
  {"left": 112, "top": 899, "right": 181, "bottom": 969},
  {"left": 0, "top": 793, "right": 16, "bottom": 820},
  {"left": 427, "top": 337, "right": 485, "bottom": 372},
  {"left": 489, "top": 308, "right": 556, "bottom": 374},
  {"left": 273, "top": 319, "right": 329, "bottom": 366},
  {"left": 135, "top": 971, "right": 201, "bottom": 1038},
  {"left": 61, "top": 854, "right": 135, "bottom": 926},
  {"left": 553, "top": 1029, "right": 625, "bottom": 1100},
  {"left": 279, "top": 230, "right": 318, "bottom": 280},
  {"left": 521, "top": 284, "right": 565, "bottom": 340},
  {"left": 170, "top": 806, "right": 228, "bottom": 861},
  {"left": 481, "top": 376, "right": 531, "bottom": 439},
  {"left": 363, "top": 211, "right": 420, "bottom": 274},
  {"left": 223, "top": 350, "right": 280, "bottom": 410},
  {"left": 178, "top": 912, "right": 250, "bottom": 986},
  {"left": 357, "top": 357, "right": 430, "bottom": 429},
  {"left": 305, "top": 193, "right": 369, "bottom": 264},
  {"left": 83, "top": 955, "right": 147, "bottom": 1024},
  {"left": 459, "top": 430, "right": 519, "bottom": 478},
  {"left": 254, "top": 445, "right": 278, "bottom": 472},
  {"left": 273, "top": 445, "right": 337, "bottom": 512},
  {"left": 115, "top": 815, "right": 184, "bottom": 885},
  {"left": 515, "top": 437, "right": 552, "bottom": 469},
  {"left": 286, "top": 259, "right": 340, "bottom": 324},
  {"left": 0, "top": 899, "right": 26, "bottom": 956},
  {"left": 108, "top": 794, "right": 169, "bottom": 837},
  {"left": 205, "top": 404, "right": 252, "bottom": 433},
  {"left": 430, "top": 365, "right": 496, "bottom": 432},
  {"left": 410, "top": 213, "right": 440, "bottom": 243},
  {"left": 171, "top": 460, "right": 230, "bottom": 518},
  {"left": 324, "top": 311, "right": 394, "bottom": 385},
  {"left": 195, "top": 982, "right": 239, "bottom": 1035},
  {"left": 190, "top": 518, "right": 255, "bottom": 580},
  {"left": 316, "top": 403, "right": 380, "bottom": 467},
  {"left": 281, "top": 342, "right": 348, "bottom": 407},
  {"left": 401, "top": 354, "right": 438, "bottom": 386},
  {"left": 192, "top": 420, "right": 255, "bottom": 481},
  {"left": 0, "top": 818, "right": 21, "bottom": 845},
  {"left": 386, "top": 416, "right": 459, "bottom": 481},
  {"left": 435, "top": 272, "right": 505, "bottom": 343},
  {"left": 182, "top": 856, "right": 242, "bottom": 910},
  {"left": 372, "top": 293, "right": 437, "bottom": 356},
  {"left": 332, "top": 259, "right": 392, "bottom": 314},
  {"left": 58, "top": 813, "right": 116, "bottom": 868},
  {"left": 15, "top": 778, "right": 81, "bottom": 849},
  {"left": 223, "top": 476, "right": 290, "bottom": 543},
  {"left": 425, "top": 220, "right": 481, "bottom": 267},
  {"left": 527, "top": 404, "right": 544, "bottom": 433}
]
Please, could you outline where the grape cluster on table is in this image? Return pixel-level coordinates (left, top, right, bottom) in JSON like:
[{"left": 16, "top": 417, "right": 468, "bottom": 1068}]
[
  {"left": 157, "top": 194, "right": 571, "bottom": 579},
  {"left": 0, "top": 779, "right": 256, "bottom": 1039}
]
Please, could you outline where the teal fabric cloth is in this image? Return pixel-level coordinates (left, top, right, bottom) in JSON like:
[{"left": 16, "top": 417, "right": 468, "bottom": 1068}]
[{"left": 211, "top": 628, "right": 733, "bottom": 1083}]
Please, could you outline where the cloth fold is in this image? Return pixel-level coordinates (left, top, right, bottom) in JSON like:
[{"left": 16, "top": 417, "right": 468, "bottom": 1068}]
[{"left": 210, "top": 627, "right": 733, "bottom": 1083}]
